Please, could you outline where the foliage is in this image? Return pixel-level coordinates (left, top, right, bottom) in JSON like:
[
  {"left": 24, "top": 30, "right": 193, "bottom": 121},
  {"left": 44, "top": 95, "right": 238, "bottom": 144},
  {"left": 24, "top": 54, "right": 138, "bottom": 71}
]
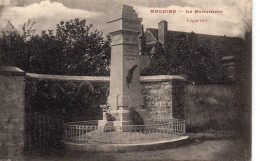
[
  {"left": 100, "top": 104, "right": 116, "bottom": 121},
  {"left": 0, "top": 19, "right": 111, "bottom": 76},
  {"left": 129, "top": 107, "right": 144, "bottom": 125},
  {"left": 142, "top": 32, "right": 227, "bottom": 84},
  {"left": 105, "top": 113, "right": 116, "bottom": 121},
  {"left": 26, "top": 79, "right": 108, "bottom": 122}
]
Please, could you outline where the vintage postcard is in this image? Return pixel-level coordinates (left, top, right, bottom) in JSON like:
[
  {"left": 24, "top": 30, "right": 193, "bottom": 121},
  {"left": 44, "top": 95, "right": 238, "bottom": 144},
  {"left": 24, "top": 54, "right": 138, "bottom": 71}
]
[{"left": 0, "top": 0, "right": 252, "bottom": 160}]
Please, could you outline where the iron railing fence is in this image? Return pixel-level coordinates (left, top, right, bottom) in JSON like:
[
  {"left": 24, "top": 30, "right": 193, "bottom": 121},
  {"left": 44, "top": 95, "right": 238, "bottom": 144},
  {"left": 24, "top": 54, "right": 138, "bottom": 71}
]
[
  {"left": 64, "top": 118, "right": 185, "bottom": 144},
  {"left": 153, "top": 118, "right": 185, "bottom": 125},
  {"left": 25, "top": 111, "right": 64, "bottom": 151}
]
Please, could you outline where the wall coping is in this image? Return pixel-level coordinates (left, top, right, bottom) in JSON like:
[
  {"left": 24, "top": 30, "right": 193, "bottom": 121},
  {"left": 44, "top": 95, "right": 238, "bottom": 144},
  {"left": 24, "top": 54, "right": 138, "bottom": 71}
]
[
  {"left": 26, "top": 73, "right": 186, "bottom": 82},
  {"left": 0, "top": 66, "right": 25, "bottom": 76},
  {"left": 141, "top": 75, "right": 186, "bottom": 82},
  {"left": 26, "top": 73, "right": 110, "bottom": 82}
]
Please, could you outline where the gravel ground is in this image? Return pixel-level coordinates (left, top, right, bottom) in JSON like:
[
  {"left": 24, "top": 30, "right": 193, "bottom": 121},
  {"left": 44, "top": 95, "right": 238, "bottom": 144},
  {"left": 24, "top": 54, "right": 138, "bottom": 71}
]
[{"left": 25, "top": 139, "right": 250, "bottom": 161}]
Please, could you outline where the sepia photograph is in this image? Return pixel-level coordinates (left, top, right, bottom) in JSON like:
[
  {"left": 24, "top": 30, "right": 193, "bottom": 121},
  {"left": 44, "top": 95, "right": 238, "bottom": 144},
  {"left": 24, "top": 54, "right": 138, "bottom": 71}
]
[{"left": 0, "top": 0, "right": 252, "bottom": 160}]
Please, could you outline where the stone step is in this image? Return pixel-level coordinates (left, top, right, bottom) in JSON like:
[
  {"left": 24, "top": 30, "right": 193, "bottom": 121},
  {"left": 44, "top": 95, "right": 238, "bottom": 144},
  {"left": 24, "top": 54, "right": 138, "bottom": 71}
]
[
  {"left": 109, "top": 108, "right": 153, "bottom": 125},
  {"left": 135, "top": 109, "right": 154, "bottom": 125},
  {"left": 110, "top": 110, "right": 131, "bottom": 121},
  {"left": 98, "top": 120, "right": 133, "bottom": 132}
]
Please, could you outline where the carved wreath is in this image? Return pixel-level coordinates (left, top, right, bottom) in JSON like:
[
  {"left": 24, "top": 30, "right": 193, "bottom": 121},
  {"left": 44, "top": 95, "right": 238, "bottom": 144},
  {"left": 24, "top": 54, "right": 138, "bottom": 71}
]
[{"left": 126, "top": 65, "right": 138, "bottom": 88}]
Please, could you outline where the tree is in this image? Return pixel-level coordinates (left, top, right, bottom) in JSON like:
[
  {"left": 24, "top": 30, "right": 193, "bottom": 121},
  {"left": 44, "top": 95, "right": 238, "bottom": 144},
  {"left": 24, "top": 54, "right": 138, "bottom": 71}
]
[
  {"left": 0, "top": 18, "right": 111, "bottom": 76},
  {"left": 142, "top": 32, "right": 226, "bottom": 83}
]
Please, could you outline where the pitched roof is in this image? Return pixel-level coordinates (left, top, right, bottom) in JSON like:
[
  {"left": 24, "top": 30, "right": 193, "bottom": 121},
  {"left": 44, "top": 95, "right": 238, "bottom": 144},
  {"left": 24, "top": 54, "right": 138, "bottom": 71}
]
[{"left": 145, "top": 28, "right": 245, "bottom": 56}]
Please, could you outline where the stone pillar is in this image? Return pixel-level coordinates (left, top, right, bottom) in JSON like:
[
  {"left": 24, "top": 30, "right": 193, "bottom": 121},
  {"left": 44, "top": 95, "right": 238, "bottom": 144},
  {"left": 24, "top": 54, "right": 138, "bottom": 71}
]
[
  {"left": 0, "top": 66, "right": 25, "bottom": 160},
  {"left": 105, "top": 5, "right": 144, "bottom": 128}
]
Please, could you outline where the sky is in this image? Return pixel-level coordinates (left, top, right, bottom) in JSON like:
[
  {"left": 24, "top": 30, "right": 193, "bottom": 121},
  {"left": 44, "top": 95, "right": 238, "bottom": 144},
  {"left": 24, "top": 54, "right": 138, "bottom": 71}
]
[{"left": 0, "top": 0, "right": 252, "bottom": 38}]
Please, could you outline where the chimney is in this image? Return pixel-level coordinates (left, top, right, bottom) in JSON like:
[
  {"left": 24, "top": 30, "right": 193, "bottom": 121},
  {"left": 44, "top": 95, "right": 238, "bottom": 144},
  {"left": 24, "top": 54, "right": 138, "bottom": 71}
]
[{"left": 158, "top": 20, "right": 168, "bottom": 48}]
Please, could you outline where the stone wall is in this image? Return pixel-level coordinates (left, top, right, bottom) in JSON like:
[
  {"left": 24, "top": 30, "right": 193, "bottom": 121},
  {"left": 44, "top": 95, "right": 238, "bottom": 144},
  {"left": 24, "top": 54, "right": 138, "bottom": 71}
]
[
  {"left": 185, "top": 84, "right": 237, "bottom": 132},
  {"left": 25, "top": 74, "right": 185, "bottom": 122},
  {"left": 142, "top": 81, "right": 172, "bottom": 119},
  {"left": 25, "top": 74, "right": 186, "bottom": 123},
  {"left": 0, "top": 67, "right": 25, "bottom": 160},
  {"left": 141, "top": 75, "right": 186, "bottom": 120}
]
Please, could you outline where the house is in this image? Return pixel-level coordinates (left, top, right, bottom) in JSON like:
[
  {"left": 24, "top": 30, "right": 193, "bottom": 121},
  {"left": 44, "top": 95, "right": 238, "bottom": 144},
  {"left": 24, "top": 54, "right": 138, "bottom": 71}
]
[{"left": 140, "top": 20, "right": 245, "bottom": 81}]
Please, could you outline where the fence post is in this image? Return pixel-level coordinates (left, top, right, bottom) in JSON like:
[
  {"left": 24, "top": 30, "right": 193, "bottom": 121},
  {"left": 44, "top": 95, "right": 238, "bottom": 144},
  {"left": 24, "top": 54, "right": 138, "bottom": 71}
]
[{"left": 183, "top": 121, "right": 186, "bottom": 134}]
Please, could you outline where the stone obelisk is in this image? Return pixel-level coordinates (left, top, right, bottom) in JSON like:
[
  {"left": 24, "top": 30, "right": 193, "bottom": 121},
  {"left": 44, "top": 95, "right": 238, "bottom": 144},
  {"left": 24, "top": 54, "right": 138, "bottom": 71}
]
[{"left": 106, "top": 5, "right": 143, "bottom": 129}]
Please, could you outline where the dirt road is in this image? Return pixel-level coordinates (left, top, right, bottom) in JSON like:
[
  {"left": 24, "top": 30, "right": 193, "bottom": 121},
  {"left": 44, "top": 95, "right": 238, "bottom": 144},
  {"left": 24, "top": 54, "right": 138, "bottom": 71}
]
[{"left": 26, "top": 139, "right": 249, "bottom": 161}]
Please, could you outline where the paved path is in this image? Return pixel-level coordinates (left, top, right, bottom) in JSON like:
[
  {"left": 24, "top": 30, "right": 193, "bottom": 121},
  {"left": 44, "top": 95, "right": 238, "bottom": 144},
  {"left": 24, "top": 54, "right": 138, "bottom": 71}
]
[{"left": 27, "top": 140, "right": 249, "bottom": 161}]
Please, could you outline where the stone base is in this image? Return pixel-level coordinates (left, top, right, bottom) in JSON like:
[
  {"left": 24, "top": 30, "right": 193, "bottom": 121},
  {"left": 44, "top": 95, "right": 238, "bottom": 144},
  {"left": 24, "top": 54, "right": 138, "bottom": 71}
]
[
  {"left": 135, "top": 109, "right": 149, "bottom": 119},
  {"left": 98, "top": 120, "right": 132, "bottom": 132},
  {"left": 109, "top": 107, "right": 151, "bottom": 121},
  {"left": 133, "top": 109, "right": 154, "bottom": 125},
  {"left": 99, "top": 106, "right": 153, "bottom": 131},
  {"left": 110, "top": 109, "right": 131, "bottom": 121},
  {"left": 65, "top": 136, "right": 191, "bottom": 152}
]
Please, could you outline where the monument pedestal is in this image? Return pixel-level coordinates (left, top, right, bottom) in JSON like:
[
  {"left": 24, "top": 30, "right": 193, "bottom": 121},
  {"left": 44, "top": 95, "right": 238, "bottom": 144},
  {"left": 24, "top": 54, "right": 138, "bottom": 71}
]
[
  {"left": 98, "top": 107, "right": 153, "bottom": 132},
  {"left": 98, "top": 120, "right": 132, "bottom": 132},
  {"left": 98, "top": 5, "right": 152, "bottom": 130}
]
